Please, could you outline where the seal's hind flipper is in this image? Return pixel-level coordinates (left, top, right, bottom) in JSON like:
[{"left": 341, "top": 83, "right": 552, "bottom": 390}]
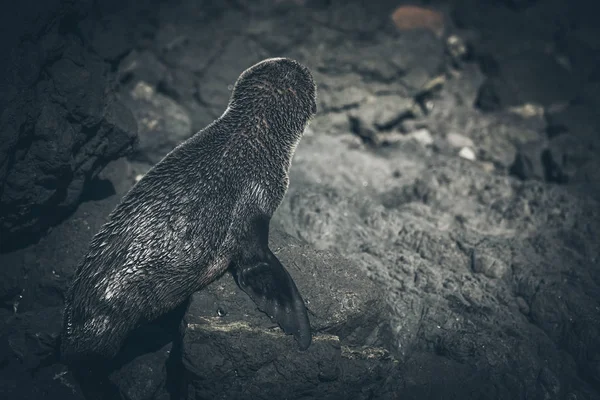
[{"left": 233, "top": 252, "right": 312, "bottom": 350}]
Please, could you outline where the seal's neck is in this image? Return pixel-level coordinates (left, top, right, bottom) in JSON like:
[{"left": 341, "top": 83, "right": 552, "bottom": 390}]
[{"left": 222, "top": 107, "right": 307, "bottom": 171}]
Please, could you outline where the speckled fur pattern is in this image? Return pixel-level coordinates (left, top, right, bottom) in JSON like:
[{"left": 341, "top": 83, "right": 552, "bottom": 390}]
[{"left": 60, "top": 58, "right": 317, "bottom": 363}]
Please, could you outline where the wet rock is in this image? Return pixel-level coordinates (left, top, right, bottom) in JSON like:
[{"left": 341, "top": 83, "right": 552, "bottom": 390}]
[
  {"left": 181, "top": 228, "right": 398, "bottom": 399},
  {"left": 122, "top": 81, "right": 192, "bottom": 164}
]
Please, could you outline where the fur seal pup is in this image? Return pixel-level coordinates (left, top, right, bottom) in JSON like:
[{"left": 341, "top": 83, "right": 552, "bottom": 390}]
[{"left": 61, "top": 57, "right": 317, "bottom": 363}]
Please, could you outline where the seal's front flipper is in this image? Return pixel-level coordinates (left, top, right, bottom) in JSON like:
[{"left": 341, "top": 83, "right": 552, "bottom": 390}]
[{"left": 233, "top": 251, "right": 312, "bottom": 350}]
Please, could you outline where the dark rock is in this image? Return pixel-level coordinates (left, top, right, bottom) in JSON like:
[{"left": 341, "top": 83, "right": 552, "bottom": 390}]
[
  {"left": 157, "top": 68, "right": 216, "bottom": 133},
  {"left": 118, "top": 50, "right": 170, "bottom": 89},
  {"left": 309, "top": 1, "right": 387, "bottom": 34},
  {"left": 544, "top": 132, "right": 596, "bottom": 185},
  {"left": 117, "top": 48, "right": 216, "bottom": 133},
  {"left": 541, "top": 148, "right": 569, "bottom": 184},
  {"left": 0, "top": 306, "right": 85, "bottom": 399},
  {"left": 509, "top": 141, "right": 547, "bottom": 181},
  {"left": 247, "top": 12, "right": 311, "bottom": 54},
  {"left": 470, "top": 248, "right": 509, "bottom": 279},
  {"left": 546, "top": 102, "right": 600, "bottom": 144},
  {"left": 0, "top": 252, "right": 23, "bottom": 309},
  {"left": 81, "top": 15, "right": 135, "bottom": 62},
  {"left": 0, "top": 6, "right": 137, "bottom": 253},
  {"left": 181, "top": 228, "right": 398, "bottom": 399},
  {"left": 348, "top": 95, "right": 416, "bottom": 144},
  {"left": 155, "top": 18, "right": 235, "bottom": 76},
  {"left": 545, "top": 123, "right": 568, "bottom": 139},
  {"left": 196, "top": 35, "right": 267, "bottom": 115},
  {"left": 430, "top": 88, "right": 545, "bottom": 169},
  {"left": 109, "top": 343, "right": 173, "bottom": 400},
  {"left": 318, "top": 31, "right": 445, "bottom": 90},
  {"left": 77, "top": 0, "right": 160, "bottom": 63},
  {"left": 476, "top": 53, "right": 501, "bottom": 77},
  {"left": 390, "top": 31, "right": 446, "bottom": 91},
  {"left": 475, "top": 78, "right": 503, "bottom": 112},
  {"left": 476, "top": 51, "right": 582, "bottom": 109},
  {"left": 318, "top": 39, "right": 403, "bottom": 83},
  {"left": 274, "top": 146, "right": 600, "bottom": 397},
  {"left": 121, "top": 81, "right": 192, "bottom": 164},
  {"left": 0, "top": 158, "right": 134, "bottom": 314},
  {"left": 499, "top": 0, "right": 540, "bottom": 10},
  {"left": 316, "top": 76, "right": 371, "bottom": 112},
  {"left": 509, "top": 133, "right": 586, "bottom": 185}
]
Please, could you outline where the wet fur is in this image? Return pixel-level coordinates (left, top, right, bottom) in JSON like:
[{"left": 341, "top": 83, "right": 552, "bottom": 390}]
[{"left": 61, "top": 58, "right": 317, "bottom": 363}]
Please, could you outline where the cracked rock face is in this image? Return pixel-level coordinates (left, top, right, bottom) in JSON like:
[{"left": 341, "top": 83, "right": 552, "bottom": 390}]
[
  {"left": 0, "top": 0, "right": 137, "bottom": 253},
  {"left": 178, "top": 229, "right": 399, "bottom": 400}
]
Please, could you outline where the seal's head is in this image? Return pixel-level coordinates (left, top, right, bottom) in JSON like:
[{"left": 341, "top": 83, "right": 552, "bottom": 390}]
[{"left": 228, "top": 58, "right": 317, "bottom": 132}]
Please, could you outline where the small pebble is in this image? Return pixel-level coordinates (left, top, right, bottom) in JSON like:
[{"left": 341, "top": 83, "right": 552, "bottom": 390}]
[
  {"left": 446, "top": 132, "right": 474, "bottom": 149},
  {"left": 130, "top": 81, "right": 154, "bottom": 100},
  {"left": 458, "top": 146, "right": 476, "bottom": 161},
  {"left": 410, "top": 128, "right": 434, "bottom": 146},
  {"left": 480, "top": 161, "right": 495, "bottom": 173},
  {"left": 508, "top": 103, "right": 544, "bottom": 118}
]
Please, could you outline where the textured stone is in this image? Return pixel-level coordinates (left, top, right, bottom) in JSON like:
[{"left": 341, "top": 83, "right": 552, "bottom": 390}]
[
  {"left": 0, "top": 40, "right": 137, "bottom": 252},
  {"left": 181, "top": 228, "right": 398, "bottom": 399},
  {"left": 122, "top": 81, "right": 192, "bottom": 164}
]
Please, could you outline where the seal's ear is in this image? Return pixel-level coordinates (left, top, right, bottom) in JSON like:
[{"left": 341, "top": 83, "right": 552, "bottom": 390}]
[{"left": 232, "top": 251, "right": 312, "bottom": 351}]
